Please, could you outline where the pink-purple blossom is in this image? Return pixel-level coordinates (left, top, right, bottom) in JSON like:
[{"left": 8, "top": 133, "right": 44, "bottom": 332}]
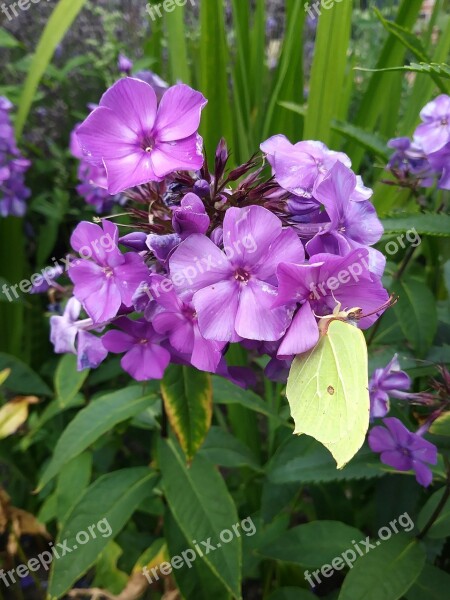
[
  {"left": 76, "top": 78, "right": 207, "bottom": 194},
  {"left": 68, "top": 220, "right": 149, "bottom": 323},
  {"left": 368, "top": 417, "right": 437, "bottom": 487}
]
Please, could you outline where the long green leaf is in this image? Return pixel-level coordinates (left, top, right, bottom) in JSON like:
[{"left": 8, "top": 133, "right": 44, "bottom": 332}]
[
  {"left": 339, "top": 535, "right": 425, "bottom": 600},
  {"left": 303, "top": 0, "right": 353, "bottom": 144},
  {"left": 161, "top": 364, "right": 212, "bottom": 461},
  {"left": 374, "top": 8, "right": 448, "bottom": 94},
  {"left": 392, "top": 278, "right": 438, "bottom": 357},
  {"left": 382, "top": 214, "right": 450, "bottom": 237},
  {"left": 54, "top": 354, "right": 88, "bottom": 406},
  {"left": 159, "top": 438, "right": 242, "bottom": 599},
  {"left": 260, "top": 521, "right": 364, "bottom": 567},
  {"left": 37, "top": 385, "right": 159, "bottom": 491},
  {"left": 49, "top": 468, "right": 157, "bottom": 598},
  {"left": 165, "top": 5, "right": 190, "bottom": 84},
  {"left": 199, "top": 0, "right": 233, "bottom": 164},
  {"left": 347, "top": 0, "right": 424, "bottom": 168},
  {"left": 15, "top": 0, "right": 88, "bottom": 136}
]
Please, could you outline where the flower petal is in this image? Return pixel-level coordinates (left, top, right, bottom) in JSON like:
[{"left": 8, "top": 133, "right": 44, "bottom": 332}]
[{"left": 155, "top": 84, "right": 207, "bottom": 141}]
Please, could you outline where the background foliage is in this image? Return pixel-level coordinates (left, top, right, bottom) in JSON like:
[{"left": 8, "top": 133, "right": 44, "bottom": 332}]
[{"left": 0, "top": 0, "right": 449, "bottom": 598}]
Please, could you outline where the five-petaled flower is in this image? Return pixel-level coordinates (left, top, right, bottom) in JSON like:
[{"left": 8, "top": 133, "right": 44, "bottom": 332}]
[{"left": 76, "top": 77, "right": 207, "bottom": 194}]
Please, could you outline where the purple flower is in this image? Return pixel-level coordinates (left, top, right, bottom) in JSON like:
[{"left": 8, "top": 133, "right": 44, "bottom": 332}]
[
  {"left": 50, "top": 297, "right": 108, "bottom": 370},
  {"left": 30, "top": 264, "right": 64, "bottom": 294},
  {"left": 133, "top": 70, "right": 169, "bottom": 101},
  {"left": 151, "top": 275, "right": 225, "bottom": 372},
  {"left": 102, "top": 317, "right": 170, "bottom": 381},
  {"left": 428, "top": 143, "right": 450, "bottom": 191},
  {"left": 172, "top": 192, "right": 210, "bottom": 238},
  {"left": 260, "top": 135, "right": 370, "bottom": 201},
  {"left": 118, "top": 53, "right": 133, "bottom": 74},
  {"left": 368, "top": 417, "right": 437, "bottom": 487},
  {"left": 415, "top": 94, "right": 450, "bottom": 155},
  {"left": 307, "top": 162, "right": 385, "bottom": 276},
  {"left": 70, "top": 123, "right": 123, "bottom": 213},
  {"left": 0, "top": 96, "right": 31, "bottom": 217},
  {"left": 369, "top": 354, "right": 412, "bottom": 419},
  {"left": 68, "top": 220, "right": 150, "bottom": 323},
  {"left": 76, "top": 78, "right": 207, "bottom": 194},
  {"left": 274, "top": 248, "right": 389, "bottom": 355},
  {"left": 119, "top": 231, "right": 148, "bottom": 251},
  {"left": 169, "top": 205, "right": 305, "bottom": 342}
]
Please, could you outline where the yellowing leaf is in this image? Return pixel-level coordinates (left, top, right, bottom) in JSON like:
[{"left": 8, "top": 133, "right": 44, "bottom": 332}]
[
  {"left": 0, "top": 396, "right": 38, "bottom": 439},
  {"left": 132, "top": 538, "right": 168, "bottom": 574},
  {"left": 286, "top": 320, "right": 370, "bottom": 469},
  {"left": 0, "top": 369, "right": 10, "bottom": 386}
]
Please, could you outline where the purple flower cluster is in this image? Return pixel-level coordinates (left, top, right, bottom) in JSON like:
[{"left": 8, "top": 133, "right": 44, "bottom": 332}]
[
  {"left": 367, "top": 355, "right": 438, "bottom": 487},
  {"left": 369, "top": 417, "right": 437, "bottom": 487},
  {"left": 51, "top": 77, "right": 389, "bottom": 385},
  {"left": 0, "top": 97, "right": 31, "bottom": 217},
  {"left": 387, "top": 94, "right": 450, "bottom": 190},
  {"left": 70, "top": 123, "right": 123, "bottom": 214}
]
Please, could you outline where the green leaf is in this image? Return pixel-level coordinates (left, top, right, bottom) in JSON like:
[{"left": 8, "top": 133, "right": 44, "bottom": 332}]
[
  {"left": 303, "top": 0, "right": 353, "bottom": 144},
  {"left": 0, "top": 28, "right": 21, "bottom": 48},
  {"left": 37, "top": 385, "right": 159, "bottom": 491},
  {"left": 356, "top": 62, "right": 450, "bottom": 83},
  {"left": 55, "top": 452, "right": 92, "bottom": 523},
  {"left": 260, "top": 521, "right": 364, "bottom": 568},
  {"left": 54, "top": 354, "right": 88, "bottom": 406},
  {"left": 212, "top": 377, "right": 288, "bottom": 426},
  {"left": 161, "top": 365, "right": 212, "bottom": 461},
  {"left": 430, "top": 412, "right": 450, "bottom": 437},
  {"left": 286, "top": 320, "right": 370, "bottom": 468},
  {"left": 373, "top": 8, "right": 447, "bottom": 94},
  {"left": 339, "top": 535, "right": 426, "bottom": 600},
  {"left": 199, "top": 426, "right": 262, "bottom": 471},
  {"left": 405, "top": 564, "right": 450, "bottom": 600},
  {"left": 268, "top": 436, "right": 386, "bottom": 485},
  {"left": 348, "top": 0, "right": 424, "bottom": 169},
  {"left": 417, "top": 487, "right": 450, "bottom": 539},
  {"left": 382, "top": 214, "right": 450, "bottom": 237},
  {"left": 268, "top": 590, "right": 316, "bottom": 600},
  {"left": 0, "top": 353, "right": 51, "bottom": 396},
  {"left": 15, "top": 0, "right": 88, "bottom": 137},
  {"left": 48, "top": 467, "right": 156, "bottom": 599},
  {"left": 92, "top": 541, "right": 128, "bottom": 595},
  {"left": 392, "top": 278, "right": 438, "bottom": 357},
  {"left": 164, "top": 4, "right": 190, "bottom": 84},
  {"left": 164, "top": 511, "right": 230, "bottom": 600},
  {"left": 199, "top": 0, "right": 233, "bottom": 164},
  {"left": 262, "top": 0, "right": 306, "bottom": 138},
  {"left": 159, "top": 438, "right": 242, "bottom": 599},
  {"left": 331, "top": 120, "right": 390, "bottom": 161}
]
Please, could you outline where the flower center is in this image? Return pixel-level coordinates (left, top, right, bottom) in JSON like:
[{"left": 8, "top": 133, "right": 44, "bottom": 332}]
[
  {"left": 234, "top": 268, "right": 250, "bottom": 283},
  {"left": 142, "top": 134, "right": 156, "bottom": 153},
  {"left": 441, "top": 118, "right": 448, "bottom": 126},
  {"left": 139, "top": 338, "right": 148, "bottom": 345},
  {"left": 399, "top": 447, "right": 412, "bottom": 458},
  {"left": 103, "top": 266, "right": 114, "bottom": 278}
]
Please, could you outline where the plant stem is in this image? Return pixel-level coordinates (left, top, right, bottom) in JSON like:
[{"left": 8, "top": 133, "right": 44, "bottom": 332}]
[{"left": 417, "top": 456, "right": 450, "bottom": 540}]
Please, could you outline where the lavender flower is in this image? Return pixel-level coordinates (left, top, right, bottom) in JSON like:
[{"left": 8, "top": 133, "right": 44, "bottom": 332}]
[
  {"left": 387, "top": 94, "right": 450, "bottom": 191},
  {"left": 0, "top": 97, "right": 31, "bottom": 217},
  {"left": 76, "top": 78, "right": 207, "bottom": 194},
  {"left": 102, "top": 317, "right": 170, "bottom": 381},
  {"left": 68, "top": 220, "right": 149, "bottom": 323},
  {"left": 50, "top": 297, "right": 108, "bottom": 370},
  {"left": 369, "top": 354, "right": 412, "bottom": 419},
  {"left": 368, "top": 417, "right": 437, "bottom": 487},
  {"left": 118, "top": 53, "right": 133, "bottom": 75}
]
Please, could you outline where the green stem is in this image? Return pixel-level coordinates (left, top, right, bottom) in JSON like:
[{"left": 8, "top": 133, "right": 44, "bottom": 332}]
[{"left": 417, "top": 457, "right": 450, "bottom": 540}]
